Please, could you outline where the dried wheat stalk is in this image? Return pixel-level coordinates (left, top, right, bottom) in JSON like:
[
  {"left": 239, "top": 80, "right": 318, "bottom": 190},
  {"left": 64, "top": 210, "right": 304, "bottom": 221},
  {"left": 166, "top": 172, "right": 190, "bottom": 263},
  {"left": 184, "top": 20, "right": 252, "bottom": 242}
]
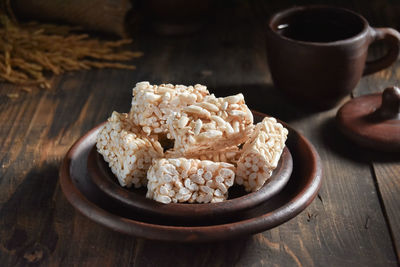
[{"left": 0, "top": 15, "right": 142, "bottom": 90}]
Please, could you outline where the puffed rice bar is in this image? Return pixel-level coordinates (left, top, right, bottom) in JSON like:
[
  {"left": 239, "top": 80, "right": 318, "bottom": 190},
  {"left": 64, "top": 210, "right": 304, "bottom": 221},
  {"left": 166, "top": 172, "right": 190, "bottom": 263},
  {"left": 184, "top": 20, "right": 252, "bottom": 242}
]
[
  {"left": 96, "top": 111, "right": 164, "bottom": 188},
  {"left": 129, "top": 81, "right": 210, "bottom": 136},
  {"left": 166, "top": 93, "right": 254, "bottom": 155},
  {"left": 165, "top": 145, "right": 241, "bottom": 164},
  {"left": 147, "top": 158, "right": 236, "bottom": 204},
  {"left": 236, "top": 117, "right": 288, "bottom": 192}
]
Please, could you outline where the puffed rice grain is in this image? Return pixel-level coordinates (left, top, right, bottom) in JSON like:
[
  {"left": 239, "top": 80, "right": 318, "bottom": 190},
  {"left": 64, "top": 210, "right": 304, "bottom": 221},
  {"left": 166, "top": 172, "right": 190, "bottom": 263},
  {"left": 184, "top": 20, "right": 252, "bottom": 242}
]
[
  {"left": 165, "top": 145, "right": 241, "bottom": 164},
  {"left": 129, "top": 82, "right": 210, "bottom": 136},
  {"left": 166, "top": 93, "right": 254, "bottom": 156},
  {"left": 146, "top": 158, "right": 236, "bottom": 204},
  {"left": 96, "top": 111, "right": 164, "bottom": 188},
  {"left": 236, "top": 117, "right": 288, "bottom": 192}
]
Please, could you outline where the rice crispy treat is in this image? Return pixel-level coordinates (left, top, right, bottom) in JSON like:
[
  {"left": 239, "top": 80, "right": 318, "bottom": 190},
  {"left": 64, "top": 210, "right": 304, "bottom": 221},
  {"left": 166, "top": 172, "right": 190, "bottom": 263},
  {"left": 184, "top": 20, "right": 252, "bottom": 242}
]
[
  {"left": 147, "top": 158, "right": 236, "bottom": 204},
  {"left": 129, "top": 81, "right": 210, "bottom": 136},
  {"left": 97, "top": 81, "right": 289, "bottom": 204},
  {"left": 96, "top": 111, "right": 164, "bottom": 188},
  {"left": 195, "top": 146, "right": 241, "bottom": 163},
  {"left": 236, "top": 117, "right": 288, "bottom": 192},
  {"left": 165, "top": 145, "right": 241, "bottom": 164},
  {"left": 166, "top": 93, "right": 254, "bottom": 156}
]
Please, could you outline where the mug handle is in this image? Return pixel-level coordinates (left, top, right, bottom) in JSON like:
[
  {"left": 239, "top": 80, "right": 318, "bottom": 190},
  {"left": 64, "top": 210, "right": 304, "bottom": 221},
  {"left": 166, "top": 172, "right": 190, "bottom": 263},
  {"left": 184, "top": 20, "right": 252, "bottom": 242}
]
[{"left": 363, "top": 27, "right": 400, "bottom": 75}]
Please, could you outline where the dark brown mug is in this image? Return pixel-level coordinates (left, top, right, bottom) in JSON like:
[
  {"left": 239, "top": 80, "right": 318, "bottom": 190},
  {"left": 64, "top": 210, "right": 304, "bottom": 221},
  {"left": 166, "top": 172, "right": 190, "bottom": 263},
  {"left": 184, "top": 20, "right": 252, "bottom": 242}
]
[{"left": 266, "top": 6, "right": 400, "bottom": 110}]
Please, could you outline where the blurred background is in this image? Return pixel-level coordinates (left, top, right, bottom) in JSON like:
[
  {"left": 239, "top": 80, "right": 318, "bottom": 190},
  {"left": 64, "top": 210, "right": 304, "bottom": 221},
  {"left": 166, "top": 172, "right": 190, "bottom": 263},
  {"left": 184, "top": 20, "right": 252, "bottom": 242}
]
[
  {"left": 2, "top": 0, "right": 400, "bottom": 117},
  {"left": 7, "top": 0, "right": 400, "bottom": 36}
]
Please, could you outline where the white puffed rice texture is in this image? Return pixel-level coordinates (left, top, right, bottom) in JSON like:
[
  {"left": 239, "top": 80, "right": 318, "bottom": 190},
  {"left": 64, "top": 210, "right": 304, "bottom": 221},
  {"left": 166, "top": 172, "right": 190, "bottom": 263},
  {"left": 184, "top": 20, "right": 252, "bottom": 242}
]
[
  {"left": 166, "top": 93, "right": 254, "bottom": 156},
  {"left": 147, "top": 158, "right": 236, "bottom": 204},
  {"left": 96, "top": 111, "right": 164, "bottom": 188},
  {"left": 165, "top": 145, "right": 241, "bottom": 165},
  {"left": 129, "top": 81, "right": 210, "bottom": 136},
  {"left": 99, "top": 82, "right": 289, "bottom": 204},
  {"left": 236, "top": 117, "right": 288, "bottom": 192}
]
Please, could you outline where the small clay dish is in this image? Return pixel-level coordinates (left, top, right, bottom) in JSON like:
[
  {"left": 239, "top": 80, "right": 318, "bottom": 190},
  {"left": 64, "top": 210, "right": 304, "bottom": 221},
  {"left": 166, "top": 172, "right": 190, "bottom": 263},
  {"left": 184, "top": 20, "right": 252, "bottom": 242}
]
[
  {"left": 88, "top": 144, "right": 293, "bottom": 221},
  {"left": 337, "top": 86, "right": 400, "bottom": 152}
]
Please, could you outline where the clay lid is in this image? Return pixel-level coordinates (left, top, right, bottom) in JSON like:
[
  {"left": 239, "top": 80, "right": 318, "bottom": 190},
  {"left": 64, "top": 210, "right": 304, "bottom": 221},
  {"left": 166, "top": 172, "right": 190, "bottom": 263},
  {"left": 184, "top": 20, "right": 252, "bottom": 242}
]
[{"left": 336, "top": 86, "right": 400, "bottom": 152}]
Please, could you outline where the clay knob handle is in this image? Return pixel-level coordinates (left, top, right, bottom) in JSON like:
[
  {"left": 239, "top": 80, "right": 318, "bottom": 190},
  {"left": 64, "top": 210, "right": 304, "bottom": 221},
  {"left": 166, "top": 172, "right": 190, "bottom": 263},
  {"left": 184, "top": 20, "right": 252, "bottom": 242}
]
[{"left": 375, "top": 86, "right": 400, "bottom": 120}]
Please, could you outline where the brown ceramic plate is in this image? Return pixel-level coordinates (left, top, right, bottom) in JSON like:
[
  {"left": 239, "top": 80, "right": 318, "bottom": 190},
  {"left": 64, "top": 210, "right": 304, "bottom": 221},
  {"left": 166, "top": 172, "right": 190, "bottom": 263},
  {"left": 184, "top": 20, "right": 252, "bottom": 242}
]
[
  {"left": 59, "top": 111, "right": 322, "bottom": 242},
  {"left": 87, "top": 141, "right": 292, "bottom": 222}
]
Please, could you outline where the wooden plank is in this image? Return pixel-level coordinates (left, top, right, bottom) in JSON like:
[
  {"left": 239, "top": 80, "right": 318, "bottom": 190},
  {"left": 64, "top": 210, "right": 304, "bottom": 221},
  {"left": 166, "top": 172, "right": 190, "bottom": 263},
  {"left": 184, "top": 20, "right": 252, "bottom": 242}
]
[
  {"left": 373, "top": 163, "right": 400, "bottom": 261},
  {"left": 0, "top": 71, "right": 141, "bottom": 266},
  {"left": 355, "top": 60, "right": 400, "bottom": 262}
]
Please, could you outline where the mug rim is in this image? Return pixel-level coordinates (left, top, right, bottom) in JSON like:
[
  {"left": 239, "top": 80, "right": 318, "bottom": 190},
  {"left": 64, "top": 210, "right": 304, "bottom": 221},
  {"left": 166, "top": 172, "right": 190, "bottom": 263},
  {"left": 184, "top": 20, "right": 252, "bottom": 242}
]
[{"left": 268, "top": 5, "right": 370, "bottom": 46}]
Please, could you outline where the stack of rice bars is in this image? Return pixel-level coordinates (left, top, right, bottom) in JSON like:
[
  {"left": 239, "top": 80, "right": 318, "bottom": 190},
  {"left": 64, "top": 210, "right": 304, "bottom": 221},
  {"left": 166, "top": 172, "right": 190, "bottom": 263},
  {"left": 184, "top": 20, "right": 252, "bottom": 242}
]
[{"left": 96, "top": 82, "right": 288, "bottom": 204}]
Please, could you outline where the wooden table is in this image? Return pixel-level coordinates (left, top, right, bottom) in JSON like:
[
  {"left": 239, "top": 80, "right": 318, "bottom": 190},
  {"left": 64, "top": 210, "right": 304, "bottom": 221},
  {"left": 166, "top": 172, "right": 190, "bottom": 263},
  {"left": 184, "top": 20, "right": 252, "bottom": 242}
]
[{"left": 1, "top": 2, "right": 399, "bottom": 266}]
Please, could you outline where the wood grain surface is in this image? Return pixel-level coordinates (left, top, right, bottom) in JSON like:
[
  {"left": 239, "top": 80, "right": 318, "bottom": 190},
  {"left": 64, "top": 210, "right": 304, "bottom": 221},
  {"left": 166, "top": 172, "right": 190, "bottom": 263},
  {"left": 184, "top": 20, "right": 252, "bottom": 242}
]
[
  {"left": 1, "top": 0, "right": 400, "bottom": 266},
  {"left": 356, "top": 61, "right": 400, "bottom": 263}
]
